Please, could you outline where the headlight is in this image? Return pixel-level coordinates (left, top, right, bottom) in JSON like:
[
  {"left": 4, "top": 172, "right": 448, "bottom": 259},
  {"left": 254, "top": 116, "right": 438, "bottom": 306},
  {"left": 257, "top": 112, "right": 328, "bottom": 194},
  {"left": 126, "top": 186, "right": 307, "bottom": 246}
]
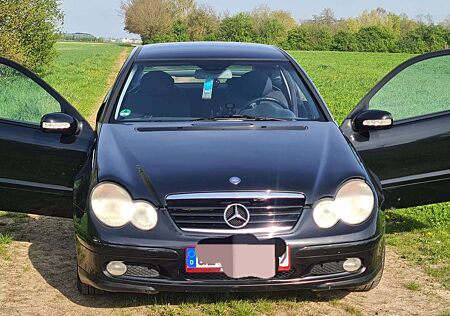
[
  {"left": 313, "top": 180, "right": 375, "bottom": 228},
  {"left": 131, "top": 201, "right": 158, "bottom": 230},
  {"left": 90, "top": 182, "right": 158, "bottom": 230}
]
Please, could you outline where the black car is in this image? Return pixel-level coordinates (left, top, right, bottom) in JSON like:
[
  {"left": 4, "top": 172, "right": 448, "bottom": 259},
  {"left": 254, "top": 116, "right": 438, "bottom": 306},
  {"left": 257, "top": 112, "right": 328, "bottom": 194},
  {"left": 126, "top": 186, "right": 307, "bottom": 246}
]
[{"left": 0, "top": 43, "right": 449, "bottom": 295}]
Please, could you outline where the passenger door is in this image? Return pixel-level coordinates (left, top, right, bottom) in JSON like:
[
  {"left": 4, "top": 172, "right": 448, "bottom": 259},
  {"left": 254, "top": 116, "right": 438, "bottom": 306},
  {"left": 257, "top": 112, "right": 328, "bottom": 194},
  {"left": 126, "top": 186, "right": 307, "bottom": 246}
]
[
  {"left": 0, "top": 58, "right": 95, "bottom": 217},
  {"left": 340, "top": 50, "right": 450, "bottom": 209}
]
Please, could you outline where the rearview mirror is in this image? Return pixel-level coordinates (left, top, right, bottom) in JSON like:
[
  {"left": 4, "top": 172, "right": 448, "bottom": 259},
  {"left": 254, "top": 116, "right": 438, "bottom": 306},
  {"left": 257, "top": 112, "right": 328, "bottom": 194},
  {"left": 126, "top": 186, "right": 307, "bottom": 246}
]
[
  {"left": 352, "top": 110, "right": 393, "bottom": 133},
  {"left": 194, "top": 69, "right": 233, "bottom": 80},
  {"left": 41, "top": 112, "right": 79, "bottom": 136}
]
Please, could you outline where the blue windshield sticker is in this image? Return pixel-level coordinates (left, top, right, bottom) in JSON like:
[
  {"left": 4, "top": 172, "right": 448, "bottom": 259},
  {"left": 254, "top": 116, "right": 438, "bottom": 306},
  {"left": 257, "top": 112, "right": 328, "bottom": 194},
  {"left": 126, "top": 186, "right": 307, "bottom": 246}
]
[{"left": 202, "top": 78, "right": 214, "bottom": 100}]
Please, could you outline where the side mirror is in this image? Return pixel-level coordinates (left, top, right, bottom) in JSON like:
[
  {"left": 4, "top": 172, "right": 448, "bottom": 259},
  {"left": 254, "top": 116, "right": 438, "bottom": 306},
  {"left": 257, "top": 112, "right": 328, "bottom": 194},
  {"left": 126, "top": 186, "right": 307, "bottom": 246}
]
[
  {"left": 352, "top": 110, "right": 393, "bottom": 133},
  {"left": 41, "top": 112, "right": 79, "bottom": 136}
]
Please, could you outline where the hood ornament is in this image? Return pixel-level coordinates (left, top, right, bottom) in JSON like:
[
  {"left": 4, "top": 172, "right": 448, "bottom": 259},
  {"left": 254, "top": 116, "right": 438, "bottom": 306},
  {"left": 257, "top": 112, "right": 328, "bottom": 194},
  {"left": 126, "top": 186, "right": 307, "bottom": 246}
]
[{"left": 229, "top": 176, "right": 241, "bottom": 186}]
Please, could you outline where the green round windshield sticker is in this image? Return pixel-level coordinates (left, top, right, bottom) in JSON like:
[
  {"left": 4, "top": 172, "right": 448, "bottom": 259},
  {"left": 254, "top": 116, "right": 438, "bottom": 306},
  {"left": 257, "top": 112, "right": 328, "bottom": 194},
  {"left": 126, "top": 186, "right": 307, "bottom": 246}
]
[{"left": 119, "top": 108, "right": 132, "bottom": 118}]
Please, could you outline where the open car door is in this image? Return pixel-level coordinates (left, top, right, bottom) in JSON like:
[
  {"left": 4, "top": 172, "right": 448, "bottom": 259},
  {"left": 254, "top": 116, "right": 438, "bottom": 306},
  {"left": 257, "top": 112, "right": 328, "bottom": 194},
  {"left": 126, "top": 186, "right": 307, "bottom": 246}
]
[
  {"left": 341, "top": 50, "right": 450, "bottom": 209},
  {"left": 0, "top": 58, "right": 95, "bottom": 218}
]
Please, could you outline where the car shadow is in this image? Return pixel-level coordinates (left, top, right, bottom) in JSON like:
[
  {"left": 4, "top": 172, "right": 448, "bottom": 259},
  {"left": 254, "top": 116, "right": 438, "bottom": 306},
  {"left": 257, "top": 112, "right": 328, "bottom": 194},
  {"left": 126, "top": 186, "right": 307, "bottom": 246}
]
[
  {"left": 0, "top": 215, "right": 351, "bottom": 308},
  {"left": 385, "top": 211, "right": 428, "bottom": 234}
]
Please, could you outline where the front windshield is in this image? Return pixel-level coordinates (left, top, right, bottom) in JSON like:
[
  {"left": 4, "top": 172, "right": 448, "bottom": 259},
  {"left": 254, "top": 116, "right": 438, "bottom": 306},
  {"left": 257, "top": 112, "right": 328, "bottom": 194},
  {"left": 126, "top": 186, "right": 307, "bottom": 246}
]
[{"left": 114, "top": 60, "right": 324, "bottom": 122}]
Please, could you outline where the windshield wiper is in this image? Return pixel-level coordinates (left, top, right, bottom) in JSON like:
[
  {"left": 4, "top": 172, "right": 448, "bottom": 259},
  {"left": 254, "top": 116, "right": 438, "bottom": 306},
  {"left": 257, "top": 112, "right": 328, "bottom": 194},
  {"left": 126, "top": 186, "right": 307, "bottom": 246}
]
[{"left": 192, "top": 115, "right": 290, "bottom": 122}]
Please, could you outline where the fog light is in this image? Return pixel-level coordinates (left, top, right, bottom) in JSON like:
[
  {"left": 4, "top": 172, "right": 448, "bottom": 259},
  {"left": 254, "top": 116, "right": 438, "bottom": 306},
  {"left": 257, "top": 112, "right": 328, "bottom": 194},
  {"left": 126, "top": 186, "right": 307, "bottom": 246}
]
[
  {"left": 343, "top": 258, "right": 362, "bottom": 272},
  {"left": 106, "top": 261, "right": 127, "bottom": 276}
]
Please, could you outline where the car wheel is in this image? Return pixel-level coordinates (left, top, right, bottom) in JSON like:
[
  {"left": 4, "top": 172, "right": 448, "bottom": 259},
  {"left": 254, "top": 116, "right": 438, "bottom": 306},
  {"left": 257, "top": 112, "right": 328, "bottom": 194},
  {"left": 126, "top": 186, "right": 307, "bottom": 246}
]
[
  {"left": 77, "top": 272, "right": 105, "bottom": 295},
  {"left": 351, "top": 243, "right": 385, "bottom": 292}
]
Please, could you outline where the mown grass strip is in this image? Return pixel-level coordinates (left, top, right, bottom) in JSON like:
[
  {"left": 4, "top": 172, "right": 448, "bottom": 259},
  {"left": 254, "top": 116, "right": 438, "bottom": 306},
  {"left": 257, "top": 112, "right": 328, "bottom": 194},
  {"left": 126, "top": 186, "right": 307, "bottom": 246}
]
[{"left": 42, "top": 42, "right": 130, "bottom": 117}]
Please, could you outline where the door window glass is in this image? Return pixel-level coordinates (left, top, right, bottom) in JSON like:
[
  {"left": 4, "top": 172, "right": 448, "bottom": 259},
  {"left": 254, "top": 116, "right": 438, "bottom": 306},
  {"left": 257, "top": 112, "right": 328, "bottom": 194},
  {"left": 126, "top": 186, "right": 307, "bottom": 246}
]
[
  {"left": 369, "top": 55, "right": 450, "bottom": 121},
  {"left": 0, "top": 64, "right": 60, "bottom": 124}
]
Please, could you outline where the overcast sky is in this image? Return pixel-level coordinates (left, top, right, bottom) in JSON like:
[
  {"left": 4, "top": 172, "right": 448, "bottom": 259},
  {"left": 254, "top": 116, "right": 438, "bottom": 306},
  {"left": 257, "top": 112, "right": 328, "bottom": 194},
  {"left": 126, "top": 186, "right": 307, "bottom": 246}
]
[{"left": 61, "top": 0, "right": 450, "bottom": 38}]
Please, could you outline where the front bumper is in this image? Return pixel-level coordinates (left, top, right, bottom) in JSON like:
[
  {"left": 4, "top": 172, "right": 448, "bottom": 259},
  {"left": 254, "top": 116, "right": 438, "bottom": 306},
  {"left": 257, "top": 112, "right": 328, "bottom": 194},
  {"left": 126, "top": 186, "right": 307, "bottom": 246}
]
[{"left": 76, "top": 233, "right": 385, "bottom": 294}]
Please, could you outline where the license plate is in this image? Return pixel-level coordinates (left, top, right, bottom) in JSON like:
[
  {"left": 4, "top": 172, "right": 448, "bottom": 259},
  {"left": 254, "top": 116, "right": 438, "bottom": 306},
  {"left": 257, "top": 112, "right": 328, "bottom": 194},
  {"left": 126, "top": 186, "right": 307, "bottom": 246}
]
[{"left": 185, "top": 245, "right": 290, "bottom": 273}]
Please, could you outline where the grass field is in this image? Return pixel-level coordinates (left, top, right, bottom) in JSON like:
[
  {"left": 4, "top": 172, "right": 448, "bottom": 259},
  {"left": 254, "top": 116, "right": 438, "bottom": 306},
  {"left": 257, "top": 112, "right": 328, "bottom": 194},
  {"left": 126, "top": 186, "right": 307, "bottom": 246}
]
[
  {"left": 45, "top": 42, "right": 129, "bottom": 117},
  {"left": 0, "top": 43, "right": 449, "bottom": 310},
  {"left": 0, "top": 43, "right": 127, "bottom": 122},
  {"left": 289, "top": 51, "right": 415, "bottom": 122}
]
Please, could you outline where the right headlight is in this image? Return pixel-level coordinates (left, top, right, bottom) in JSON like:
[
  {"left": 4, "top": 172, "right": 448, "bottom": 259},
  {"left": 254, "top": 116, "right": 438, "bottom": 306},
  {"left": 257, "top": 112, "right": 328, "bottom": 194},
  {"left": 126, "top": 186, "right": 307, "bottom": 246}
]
[
  {"left": 90, "top": 182, "right": 158, "bottom": 230},
  {"left": 313, "top": 179, "right": 375, "bottom": 228}
]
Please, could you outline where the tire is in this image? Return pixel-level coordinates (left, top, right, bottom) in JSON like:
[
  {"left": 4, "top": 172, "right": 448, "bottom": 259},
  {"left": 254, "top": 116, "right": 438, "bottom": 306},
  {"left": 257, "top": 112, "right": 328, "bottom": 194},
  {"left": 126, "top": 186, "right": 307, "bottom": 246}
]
[
  {"left": 351, "top": 243, "right": 385, "bottom": 292},
  {"left": 77, "top": 272, "right": 105, "bottom": 295}
]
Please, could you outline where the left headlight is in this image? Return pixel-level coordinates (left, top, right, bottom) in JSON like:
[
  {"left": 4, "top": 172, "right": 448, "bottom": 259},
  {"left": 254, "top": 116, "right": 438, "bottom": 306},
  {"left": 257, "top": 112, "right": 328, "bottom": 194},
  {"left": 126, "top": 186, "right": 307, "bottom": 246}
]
[
  {"left": 313, "top": 179, "right": 375, "bottom": 228},
  {"left": 90, "top": 182, "right": 158, "bottom": 230}
]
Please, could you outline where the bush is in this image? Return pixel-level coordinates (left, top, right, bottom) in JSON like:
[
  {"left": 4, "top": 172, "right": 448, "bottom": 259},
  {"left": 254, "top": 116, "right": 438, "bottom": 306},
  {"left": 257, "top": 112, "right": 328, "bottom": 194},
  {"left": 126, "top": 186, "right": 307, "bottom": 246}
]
[
  {"left": 397, "top": 29, "right": 428, "bottom": 53},
  {"left": 332, "top": 31, "right": 359, "bottom": 51},
  {"left": 122, "top": 2, "right": 450, "bottom": 54},
  {"left": 254, "top": 18, "right": 287, "bottom": 45},
  {"left": 0, "top": 0, "right": 63, "bottom": 73},
  {"left": 285, "top": 26, "right": 334, "bottom": 51},
  {"left": 218, "top": 13, "right": 255, "bottom": 43},
  {"left": 356, "top": 26, "right": 395, "bottom": 52},
  {"left": 420, "top": 25, "right": 449, "bottom": 52},
  {"left": 286, "top": 27, "right": 312, "bottom": 50}
]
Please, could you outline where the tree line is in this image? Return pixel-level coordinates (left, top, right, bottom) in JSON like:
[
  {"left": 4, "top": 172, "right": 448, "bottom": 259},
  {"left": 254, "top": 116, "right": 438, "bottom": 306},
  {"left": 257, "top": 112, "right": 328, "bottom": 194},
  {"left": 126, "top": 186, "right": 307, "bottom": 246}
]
[
  {"left": 122, "top": 0, "right": 450, "bottom": 54},
  {"left": 1, "top": 0, "right": 449, "bottom": 73}
]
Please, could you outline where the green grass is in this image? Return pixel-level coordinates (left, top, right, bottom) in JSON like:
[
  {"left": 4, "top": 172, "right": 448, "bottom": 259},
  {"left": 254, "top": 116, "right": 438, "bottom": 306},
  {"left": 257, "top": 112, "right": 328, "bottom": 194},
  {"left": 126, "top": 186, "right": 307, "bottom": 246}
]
[
  {"left": 405, "top": 281, "right": 422, "bottom": 291},
  {"left": 44, "top": 42, "right": 129, "bottom": 117},
  {"left": 0, "top": 42, "right": 128, "bottom": 123},
  {"left": 0, "top": 233, "right": 13, "bottom": 259},
  {"left": 386, "top": 204, "right": 450, "bottom": 289},
  {"left": 289, "top": 51, "right": 415, "bottom": 122},
  {"left": 111, "top": 292, "right": 337, "bottom": 315}
]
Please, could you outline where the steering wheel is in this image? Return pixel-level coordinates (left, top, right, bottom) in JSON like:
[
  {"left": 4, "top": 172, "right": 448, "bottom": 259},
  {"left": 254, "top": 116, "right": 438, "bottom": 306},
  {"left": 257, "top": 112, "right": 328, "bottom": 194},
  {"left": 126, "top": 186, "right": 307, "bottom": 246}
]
[{"left": 239, "top": 97, "right": 290, "bottom": 113}]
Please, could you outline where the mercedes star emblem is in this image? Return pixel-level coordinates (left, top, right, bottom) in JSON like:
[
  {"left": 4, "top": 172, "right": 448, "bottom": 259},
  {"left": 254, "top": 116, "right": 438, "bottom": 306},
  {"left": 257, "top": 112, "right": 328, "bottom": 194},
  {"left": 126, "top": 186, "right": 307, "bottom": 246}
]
[
  {"left": 224, "top": 203, "right": 250, "bottom": 229},
  {"left": 229, "top": 176, "right": 242, "bottom": 185}
]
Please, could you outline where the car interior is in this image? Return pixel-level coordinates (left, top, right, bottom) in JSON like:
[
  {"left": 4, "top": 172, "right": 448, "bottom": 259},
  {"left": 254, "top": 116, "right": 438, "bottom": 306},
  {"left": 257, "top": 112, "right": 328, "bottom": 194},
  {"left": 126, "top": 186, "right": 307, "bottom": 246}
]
[{"left": 116, "top": 62, "right": 323, "bottom": 121}]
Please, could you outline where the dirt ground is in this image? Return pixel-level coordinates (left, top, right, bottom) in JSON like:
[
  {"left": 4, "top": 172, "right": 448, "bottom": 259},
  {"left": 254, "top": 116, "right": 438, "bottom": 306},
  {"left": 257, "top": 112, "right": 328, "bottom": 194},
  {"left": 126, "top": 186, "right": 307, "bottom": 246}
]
[{"left": 0, "top": 216, "right": 449, "bottom": 316}]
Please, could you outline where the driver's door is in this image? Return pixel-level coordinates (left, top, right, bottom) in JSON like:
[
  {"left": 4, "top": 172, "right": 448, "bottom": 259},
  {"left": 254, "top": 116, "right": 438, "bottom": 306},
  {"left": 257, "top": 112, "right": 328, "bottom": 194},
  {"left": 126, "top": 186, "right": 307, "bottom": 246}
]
[
  {"left": 341, "top": 50, "right": 450, "bottom": 209},
  {"left": 0, "top": 58, "right": 95, "bottom": 217}
]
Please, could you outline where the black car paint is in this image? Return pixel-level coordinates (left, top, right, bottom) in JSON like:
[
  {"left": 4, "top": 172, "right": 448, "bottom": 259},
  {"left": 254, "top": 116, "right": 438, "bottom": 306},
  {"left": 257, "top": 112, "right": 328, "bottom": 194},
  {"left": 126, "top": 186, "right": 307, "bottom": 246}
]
[
  {"left": 0, "top": 58, "right": 95, "bottom": 217},
  {"left": 94, "top": 122, "right": 369, "bottom": 206},
  {"left": 76, "top": 233, "right": 385, "bottom": 293},
  {"left": 74, "top": 43, "right": 384, "bottom": 293},
  {"left": 0, "top": 43, "right": 448, "bottom": 293}
]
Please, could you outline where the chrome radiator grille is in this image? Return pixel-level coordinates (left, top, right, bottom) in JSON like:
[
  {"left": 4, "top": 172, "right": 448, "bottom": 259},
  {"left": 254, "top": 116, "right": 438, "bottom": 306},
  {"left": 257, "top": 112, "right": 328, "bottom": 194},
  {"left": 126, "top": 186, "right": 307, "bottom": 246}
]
[{"left": 166, "top": 192, "right": 305, "bottom": 234}]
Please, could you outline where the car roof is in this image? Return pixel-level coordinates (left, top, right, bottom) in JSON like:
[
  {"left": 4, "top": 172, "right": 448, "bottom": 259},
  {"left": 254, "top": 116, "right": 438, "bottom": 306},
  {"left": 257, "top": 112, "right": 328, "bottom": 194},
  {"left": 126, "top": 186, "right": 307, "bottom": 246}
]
[{"left": 136, "top": 42, "right": 288, "bottom": 61}]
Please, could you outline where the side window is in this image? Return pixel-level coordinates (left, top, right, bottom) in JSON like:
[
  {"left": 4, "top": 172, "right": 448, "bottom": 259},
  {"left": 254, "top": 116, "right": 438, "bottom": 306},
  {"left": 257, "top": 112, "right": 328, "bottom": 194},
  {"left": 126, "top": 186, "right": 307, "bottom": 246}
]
[
  {"left": 0, "top": 63, "right": 60, "bottom": 125},
  {"left": 369, "top": 55, "right": 450, "bottom": 121}
]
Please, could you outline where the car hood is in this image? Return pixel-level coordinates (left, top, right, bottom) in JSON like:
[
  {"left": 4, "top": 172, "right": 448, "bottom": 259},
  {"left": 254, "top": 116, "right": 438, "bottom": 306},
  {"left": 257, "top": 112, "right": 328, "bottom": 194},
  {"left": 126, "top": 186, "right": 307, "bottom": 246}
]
[{"left": 96, "top": 122, "right": 367, "bottom": 205}]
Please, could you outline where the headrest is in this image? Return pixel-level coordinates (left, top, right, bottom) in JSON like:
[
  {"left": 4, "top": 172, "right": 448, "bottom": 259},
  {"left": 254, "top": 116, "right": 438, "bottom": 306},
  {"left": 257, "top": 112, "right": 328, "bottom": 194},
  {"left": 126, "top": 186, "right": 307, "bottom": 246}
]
[
  {"left": 233, "top": 71, "right": 273, "bottom": 97},
  {"left": 139, "top": 71, "right": 175, "bottom": 94}
]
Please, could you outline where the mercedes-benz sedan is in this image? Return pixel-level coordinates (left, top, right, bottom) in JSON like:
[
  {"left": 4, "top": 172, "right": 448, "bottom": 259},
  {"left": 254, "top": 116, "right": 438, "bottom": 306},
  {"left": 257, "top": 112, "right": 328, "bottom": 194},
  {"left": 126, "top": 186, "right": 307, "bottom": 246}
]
[{"left": 1, "top": 42, "right": 449, "bottom": 294}]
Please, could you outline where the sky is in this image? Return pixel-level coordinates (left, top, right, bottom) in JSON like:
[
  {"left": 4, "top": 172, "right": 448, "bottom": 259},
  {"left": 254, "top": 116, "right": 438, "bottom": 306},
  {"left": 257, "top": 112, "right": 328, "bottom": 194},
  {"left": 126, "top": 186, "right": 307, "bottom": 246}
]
[{"left": 61, "top": 0, "right": 450, "bottom": 39}]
